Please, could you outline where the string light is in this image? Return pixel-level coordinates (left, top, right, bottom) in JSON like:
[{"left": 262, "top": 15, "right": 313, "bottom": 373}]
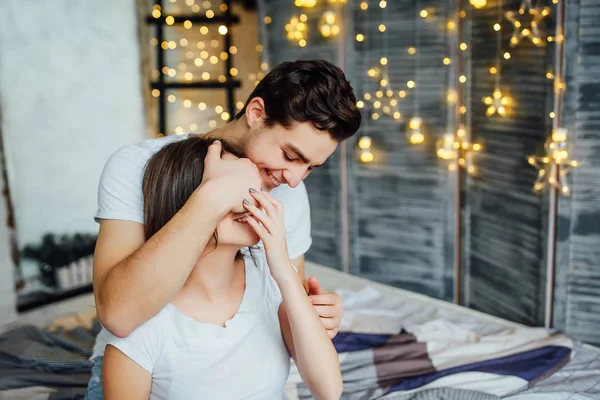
[
  {"left": 358, "top": 136, "right": 374, "bottom": 163},
  {"left": 408, "top": 117, "right": 425, "bottom": 144},
  {"left": 528, "top": 128, "right": 578, "bottom": 195},
  {"left": 470, "top": 0, "right": 487, "bottom": 8},
  {"left": 319, "top": 11, "right": 340, "bottom": 38},
  {"left": 285, "top": 16, "right": 307, "bottom": 45},
  {"left": 505, "top": 0, "right": 551, "bottom": 47},
  {"left": 295, "top": 0, "right": 317, "bottom": 7},
  {"left": 484, "top": 0, "right": 513, "bottom": 118},
  {"left": 436, "top": 125, "right": 482, "bottom": 174},
  {"left": 483, "top": 89, "right": 511, "bottom": 117}
]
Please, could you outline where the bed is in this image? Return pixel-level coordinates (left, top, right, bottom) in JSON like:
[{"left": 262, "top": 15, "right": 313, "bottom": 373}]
[{"left": 1, "top": 262, "right": 599, "bottom": 400}]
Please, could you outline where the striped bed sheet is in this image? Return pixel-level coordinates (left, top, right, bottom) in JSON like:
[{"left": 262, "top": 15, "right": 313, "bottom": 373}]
[{"left": 281, "top": 263, "right": 600, "bottom": 400}]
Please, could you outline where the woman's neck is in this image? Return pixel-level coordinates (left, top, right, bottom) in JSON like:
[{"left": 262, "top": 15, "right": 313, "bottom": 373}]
[{"left": 176, "top": 245, "right": 244, "bottom": 303}]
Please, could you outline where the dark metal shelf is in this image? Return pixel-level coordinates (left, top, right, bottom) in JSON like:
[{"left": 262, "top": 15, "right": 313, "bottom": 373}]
[
  {"left": 17, "top": 284, "right": 94, "bottom": 313},
  {"left": 146, "top": 14, "right": 240, "bottom": 25},
  {"left": 151, "top": 80, "right": 242, "bottom": 90}
]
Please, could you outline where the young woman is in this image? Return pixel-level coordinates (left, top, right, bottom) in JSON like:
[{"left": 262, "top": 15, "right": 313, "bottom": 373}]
[{"left": 101, "top": 136, "right": 342, "bottom": 400}]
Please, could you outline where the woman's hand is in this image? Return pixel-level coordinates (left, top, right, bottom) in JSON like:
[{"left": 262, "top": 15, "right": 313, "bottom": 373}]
[{"left": 243, "top": 188, "right": 293, "bottom": 279}]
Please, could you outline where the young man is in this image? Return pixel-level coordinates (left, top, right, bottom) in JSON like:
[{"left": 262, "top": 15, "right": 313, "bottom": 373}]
[{"left": 86, "top": 59, "right": 361, "bottom": 398}]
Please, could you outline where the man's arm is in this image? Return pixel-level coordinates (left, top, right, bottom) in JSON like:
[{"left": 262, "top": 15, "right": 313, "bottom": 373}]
[{"left": 94, "top": 186, "right": 224, "bottom": 337}]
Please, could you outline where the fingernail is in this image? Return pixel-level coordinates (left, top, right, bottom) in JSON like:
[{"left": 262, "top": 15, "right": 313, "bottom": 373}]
[
  {"left": 214, "top": 139, "right": 221, "bottom": 144},
  {"left": 249, "top": 188, "right": 257, "bottom": 194},
  {"left": 243, "top": 199, "right": 250, "bottom": 205}
]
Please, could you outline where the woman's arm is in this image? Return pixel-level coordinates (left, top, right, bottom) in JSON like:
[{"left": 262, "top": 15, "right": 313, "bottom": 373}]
[
  {"left": 276, "top": 270, "right": 343, "bottom": 400},
  {"left": 244, "top": 189, "right": 343, "bottom": 400},
  {"left": 102, "top": 345, "right": 152, "bottom": 400}
]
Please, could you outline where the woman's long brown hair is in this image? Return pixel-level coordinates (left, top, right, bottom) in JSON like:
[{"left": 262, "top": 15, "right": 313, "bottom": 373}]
[{"left": 142, "top": 136, "right": 242, "bottom": 241}]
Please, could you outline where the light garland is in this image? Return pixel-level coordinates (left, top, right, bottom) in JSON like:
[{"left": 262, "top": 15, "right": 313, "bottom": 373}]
[
  {"left": 505, "top": 0, "right": 551, "bottom": 47},
  {"left": 362, "top": 60, "right": 404, "bottom": 122},
  {"left": 483, "top": 0, "right": 513, "bottom": 117},
  {"left": 528, "top": 128, "right": 578, "bottom": 195},
  {"left": 436, "top": 125, "right": 482, "bottom": 174},
  {"left": 527, "top": 0, "right": 576, "bottom": 196},
  {"left": 406, "top": 1, "right": 428, "bottom": 145},
  {"left": 149, "top": 0, "right": 240, "bottom": 135},
  {"left": 358, "top": 136, "right": 374, "bottom": 163},
  {"left": 285, "top": 14, "right": 308, "bottom": 47},
  {"left": 436, "top": 0, "right": 481, "bottom": 174},
  {"left": 319, "top": 11, "right": 341, "bottom": 38}
]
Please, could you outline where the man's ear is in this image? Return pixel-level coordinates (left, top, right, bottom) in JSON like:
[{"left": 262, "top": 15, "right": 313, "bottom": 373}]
[{"left": 245, "top": 97, "right": 265, "bottom": 127}]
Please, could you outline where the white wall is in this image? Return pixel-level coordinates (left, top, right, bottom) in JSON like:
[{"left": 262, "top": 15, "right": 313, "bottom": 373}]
[
  {"left": 0, "top": 0, "right": 147, "bottom": 261},
  {"left": 0, "top": 169, "right": 16, "bottom": 326}
]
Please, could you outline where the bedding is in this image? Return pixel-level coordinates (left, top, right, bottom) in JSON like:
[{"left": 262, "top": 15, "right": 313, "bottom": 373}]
[{"left": 1, "top": 263, "right": 599, "bottom": 400}]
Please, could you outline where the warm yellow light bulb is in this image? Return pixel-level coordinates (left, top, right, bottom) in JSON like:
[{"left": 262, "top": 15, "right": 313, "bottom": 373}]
[
  {"left": 356, "top": 34, "right": 365, "bottom": 42},
  {"left": 470, "top": 0, "right": 487, "bottom": 8},
  {"left": 409, "top": 117, "right": 422, "bottom": 130},
  {"left": 360, "top": 151, "right": 374, "bottom": 163},
  {"left": 552, "top": 128, "right": 567, "bottom": 142},
  {"left": 358, "top": 136, "right": 372, "bottom": 149},
  {"left": 410, "top": 132, "right": 425, "bottom": 144}
]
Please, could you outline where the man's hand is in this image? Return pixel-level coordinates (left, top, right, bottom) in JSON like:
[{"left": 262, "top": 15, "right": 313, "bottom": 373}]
[
  {"left": 200, "top": 140, "right": 262, "bottom": 214},
  {"left": 307, "top": 276, "right": 343, "bottom": 339}
]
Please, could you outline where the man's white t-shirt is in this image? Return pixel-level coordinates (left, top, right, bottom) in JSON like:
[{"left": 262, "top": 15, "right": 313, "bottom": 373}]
[
  {"left": 104, "top": 251, "right": 291, "bottom": 400},
  {"left": 90, "top": 134, "right": 312, "bottom": 361}
]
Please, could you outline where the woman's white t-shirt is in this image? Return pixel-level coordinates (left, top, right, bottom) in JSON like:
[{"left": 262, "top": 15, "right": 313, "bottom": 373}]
[{"left": 105, "top": 252, "right": 291, "bottom": 400}]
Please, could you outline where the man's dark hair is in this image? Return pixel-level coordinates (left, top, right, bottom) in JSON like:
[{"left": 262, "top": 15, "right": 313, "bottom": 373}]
[{"left": 235, "top": 59, "right": 361, "bottom": 142}]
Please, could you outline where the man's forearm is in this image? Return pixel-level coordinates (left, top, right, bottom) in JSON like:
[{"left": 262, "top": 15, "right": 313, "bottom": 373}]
[{"left": 97, "top": 186, "right": 225, "bottom": 337}]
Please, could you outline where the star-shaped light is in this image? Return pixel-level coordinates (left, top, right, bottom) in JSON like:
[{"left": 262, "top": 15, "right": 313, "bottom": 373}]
[
  {"left": 528, "top": 128, "right": 578, "bottom": 195},
  {"left": 483, "top": 88, "right": 512, "bottom": 117},
  {"left": 285, "top": 15, "right": 308, "bottom": 47},
  {"left": 361, "top": 61, "right": 405, "bottom": 122},
  {"left": 505, "top": 0, "right": 551, "bottom": 47},
  {"left": 436, "top": 124, "right": 482, "bottom": 174},
  {"left": 319, "top": 11, "right": 340, "bottom": 38}
]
